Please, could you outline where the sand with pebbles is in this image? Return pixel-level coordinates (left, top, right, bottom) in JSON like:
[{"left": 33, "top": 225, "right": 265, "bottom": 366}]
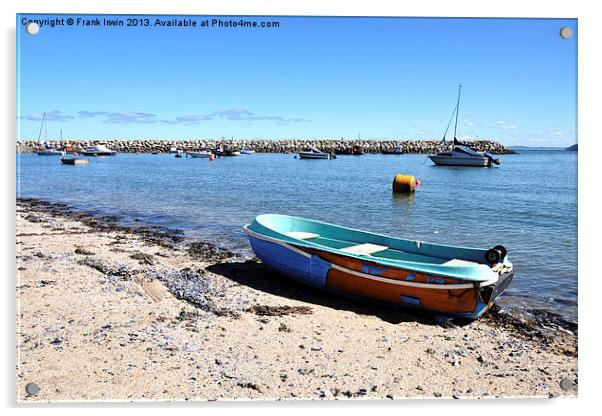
[{"left": 16, "top": 198, "right": 577, "bottom": 401}]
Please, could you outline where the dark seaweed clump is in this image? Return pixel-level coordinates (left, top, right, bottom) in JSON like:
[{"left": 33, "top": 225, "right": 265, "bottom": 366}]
[
  {"left": 246, "top": 305, "right": 313, "bottom": 316},
  {"left": 187, "top": 241, "right": 234, "bottom": 262},
  {"left": 146, "top": 268, "right": 237, "bottom": 317},
  {"left": 17, "top": 197, "right": 184, "bottom": 249}
]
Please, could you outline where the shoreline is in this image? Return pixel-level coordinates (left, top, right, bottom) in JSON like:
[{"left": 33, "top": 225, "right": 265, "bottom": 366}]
[
  {"left": 16, "top": 197, "right": 577, "bottom": 401},
  {"left": 17, "top": 197, "right": 578, "bottom": 334}
]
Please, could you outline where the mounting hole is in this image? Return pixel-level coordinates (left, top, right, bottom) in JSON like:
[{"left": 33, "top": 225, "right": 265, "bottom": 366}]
[
  {"left": 25, "top": 22, "right": 40, "bottom": 35},
  {"left": 560, "top": 378, "right": 573, "bottom": 391},
  {"left": 25, "top": 382, "right": 40, "bottom": 396},
  {"left": 559, "top": 27, "right": 572, "bottom": 39}
]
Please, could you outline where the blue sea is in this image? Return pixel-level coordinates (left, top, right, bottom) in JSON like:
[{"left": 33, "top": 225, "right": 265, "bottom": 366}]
[{"left": 17, "top": 151, "right": 578, "bottom": 325}]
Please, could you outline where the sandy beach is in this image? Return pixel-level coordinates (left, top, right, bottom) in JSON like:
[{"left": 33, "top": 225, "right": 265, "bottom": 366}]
[{"left": 16, "top": 198, "right": 577, "bottom": 401}]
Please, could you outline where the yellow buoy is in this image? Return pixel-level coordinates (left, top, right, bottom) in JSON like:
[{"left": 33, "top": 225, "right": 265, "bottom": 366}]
[{"left": 392, "top": 174, "right": 416, "bottom": 193}]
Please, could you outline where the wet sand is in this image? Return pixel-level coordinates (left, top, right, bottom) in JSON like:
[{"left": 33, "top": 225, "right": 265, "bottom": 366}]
[{"left": 16, "top": 198, "right": 577, "bottom": 401}]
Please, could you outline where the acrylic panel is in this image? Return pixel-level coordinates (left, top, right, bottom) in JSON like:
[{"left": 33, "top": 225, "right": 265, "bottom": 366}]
[{"left": 16, "top": 14, "right": 577, "bottom": 401}]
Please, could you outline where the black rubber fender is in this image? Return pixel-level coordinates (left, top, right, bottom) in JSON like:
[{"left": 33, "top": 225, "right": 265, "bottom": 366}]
[
  {"left": 493, "top": 245, "right": 507, "bottom": 260},
  {"left": 485, "top": 248, "right": 502, "bottom": 265}
]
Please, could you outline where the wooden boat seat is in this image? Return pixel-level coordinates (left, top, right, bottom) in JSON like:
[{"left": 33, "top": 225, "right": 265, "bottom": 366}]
[
  {"left": 443, "top": 259, "right": 478, "bottom": 266},
  {"left": 286, "top": 231, "right": 320, "bottom": 240},
  {"left": 340, "top": 243, "right": 389, "bottom": 256}
]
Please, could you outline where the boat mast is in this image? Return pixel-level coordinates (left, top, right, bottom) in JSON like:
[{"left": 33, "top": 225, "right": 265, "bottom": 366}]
[
  {"left": 37, "top": 112, "right": 46, "bottom": 143},
  {"left": 442, "top": 105, "right": 457, "bottom": 142},
  {"left": 453, "top": 84, "right": 462, "bottom": 141}
]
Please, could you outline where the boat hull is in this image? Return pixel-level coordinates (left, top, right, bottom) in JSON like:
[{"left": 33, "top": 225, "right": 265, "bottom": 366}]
[
  {"left": 80, "top": 151, "right": 117, "bottom": 156},
  {"left": 298, "top": 152, "right": 330, "bottom": 159},
  {"left": 245, "top": 230, "right": 513, "bottom": 319},
  {"left": 428, "top": 155, "right": 491, "bottom": 166},
  {"left": 61, "top": 158, "right": 89, "bottom": 165},
  {"left": 187, "top": 152, "right": 212, "bottom": 158},
  {"left": 36, "top": 151, "right": 63, "bottom": 156}
]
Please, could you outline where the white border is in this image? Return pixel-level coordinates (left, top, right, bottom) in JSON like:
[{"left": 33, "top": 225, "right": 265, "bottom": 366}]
[{"left": 3, "top": 1, "right": 599, "bottom": 415}]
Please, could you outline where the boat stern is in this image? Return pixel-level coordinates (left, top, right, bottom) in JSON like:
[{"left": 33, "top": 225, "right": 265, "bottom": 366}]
[{"left": 480, "top": 264, "right": 514, "bottom": 307}]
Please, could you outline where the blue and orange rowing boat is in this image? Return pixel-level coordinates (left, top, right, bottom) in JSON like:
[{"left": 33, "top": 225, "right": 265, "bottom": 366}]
[{"left": 243, "top": 214, "right": 514, "bottom": 319}]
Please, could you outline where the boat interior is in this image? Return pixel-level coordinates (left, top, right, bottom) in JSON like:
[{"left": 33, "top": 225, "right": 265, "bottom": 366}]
[{"left": 286, "top": 231, "right": 462, "bottom": 265}]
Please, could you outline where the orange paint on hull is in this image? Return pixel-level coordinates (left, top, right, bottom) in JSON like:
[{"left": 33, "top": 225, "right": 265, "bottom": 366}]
[
  {"left": 300, "top": 247, "right": 463, "bottom": 285},
  {"left": 325, "top": 268, "right": 479, "bottom": 314}
]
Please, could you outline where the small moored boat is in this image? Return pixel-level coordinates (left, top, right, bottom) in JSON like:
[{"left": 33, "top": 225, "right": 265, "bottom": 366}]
[
  {"left": 381, "top": 146, "right": 403, "bottom": 155},
  {"left": 60, "top": 152, "right": 89, "bottom": 165},
  {"left": 429, "top": 143, "right": 500, "bottom": 167},
  {"left": 241, "top": 146, "right": 255, "bottom": 154},
  {"left": 35, "top": 113, "right": 62, "bottom": 156},
  {"left": 186, "top": 151, "right": 213, "bottom": 158},
  {"left": 81, "top": 144, "right": 117, "bottom": 156},
  {"left": 351, "top": 145, "right": 364, "bottom": 155},
  {"left": 37, "top": 146, "right": 63, "bottom": 156},
  {"left": 298, "top": 147, "right": 331, "bottom": 160},
  {"left": 244, "top": 214, "right": 514, "bottom": 319},
  {"left": 429, "top": 84, "right": 500, "bottom": 167}
]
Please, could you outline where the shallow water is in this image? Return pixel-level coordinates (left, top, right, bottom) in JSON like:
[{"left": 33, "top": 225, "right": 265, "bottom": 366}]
[{"left": 17, "top": 150, "right": 577, "bottom": 324}]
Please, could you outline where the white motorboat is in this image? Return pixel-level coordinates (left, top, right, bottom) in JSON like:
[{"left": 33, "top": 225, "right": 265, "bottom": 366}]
[
  {"left": 429, "top": 84, "right": 500, "bottom": 167},
  {"left": 186, "top": 151, "right": 213, "bottom": 158},
  {"left": 169, "top": 146, "right": 180, "bottom": 154},
  {"left": 298, "top": 147, "right": 332, "bottom": 160},
  {"left": 429, "top": 144, "right": 500, "bottom": 167},
  {"left": 241, "top": 146, "right": 255, "bottom": 154},
  {"left": 81, "top": 144, "right": 117, "bottom": 156}
]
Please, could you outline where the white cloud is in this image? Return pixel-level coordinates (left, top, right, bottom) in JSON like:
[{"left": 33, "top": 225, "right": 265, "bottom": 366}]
[
  {"left": 73, "top": 107, "right": 310, "bottom": 126},
  {"left": 21, "top": 110, "right": 74, "bottom": 122},
  {"left": 78, "top": 111, "right": 108, "bottom": 118},
  {"left": 175, "top": 114, "right": 213, "bottom": 124},
  {"left": 104, "top": 112, "right": 159, "bottom": 124}
]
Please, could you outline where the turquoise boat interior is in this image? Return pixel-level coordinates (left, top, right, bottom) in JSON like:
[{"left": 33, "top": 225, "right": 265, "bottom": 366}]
[{"left": 245, "top": 214, "right": 509, "bottom": 282}]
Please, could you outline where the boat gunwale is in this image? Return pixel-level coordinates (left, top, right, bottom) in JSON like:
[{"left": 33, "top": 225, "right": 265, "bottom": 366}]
[
  {"left": 244, "top": 226, "right": 498, "bottom": 289},
  {"left": 243, "top": 219, "right": 504, "bottom": 284}
]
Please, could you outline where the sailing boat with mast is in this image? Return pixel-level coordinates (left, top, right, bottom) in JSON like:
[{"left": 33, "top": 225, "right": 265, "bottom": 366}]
[
  {"left": 35, "top": 112, "right": 62, "bottom": 156},
  {"left": 428, "top": 85, "right": 500, "bottom": 167}
]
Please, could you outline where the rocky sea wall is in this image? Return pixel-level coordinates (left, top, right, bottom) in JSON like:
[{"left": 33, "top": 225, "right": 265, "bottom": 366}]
[{"left": 16, "top": 139, "right": 515, "bottom": 154}]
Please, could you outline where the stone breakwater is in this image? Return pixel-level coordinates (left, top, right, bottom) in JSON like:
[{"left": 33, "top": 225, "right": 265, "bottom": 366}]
[{"left": 16, "top": 139, "right": 515, "bottom": 154}]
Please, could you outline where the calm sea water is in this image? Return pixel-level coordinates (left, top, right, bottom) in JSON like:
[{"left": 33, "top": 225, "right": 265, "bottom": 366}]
[{"left": 17, "top": 151, "right": 577, "bottom": 324}]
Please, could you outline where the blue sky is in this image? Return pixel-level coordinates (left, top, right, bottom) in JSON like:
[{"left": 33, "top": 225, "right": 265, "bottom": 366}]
[{"left": 17, "top": 15, "right": 577, "bottom": 146}]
